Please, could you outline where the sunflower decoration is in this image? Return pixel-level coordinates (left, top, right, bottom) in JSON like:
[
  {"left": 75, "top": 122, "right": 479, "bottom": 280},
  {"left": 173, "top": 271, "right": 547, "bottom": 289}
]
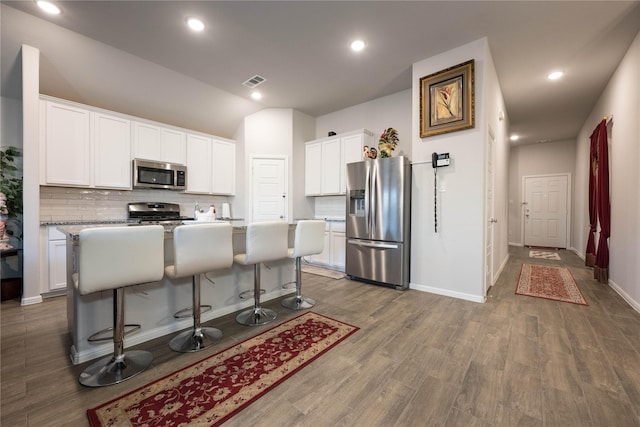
[{"left": 378, "top": 127, "right": 399, "bottom": 158}]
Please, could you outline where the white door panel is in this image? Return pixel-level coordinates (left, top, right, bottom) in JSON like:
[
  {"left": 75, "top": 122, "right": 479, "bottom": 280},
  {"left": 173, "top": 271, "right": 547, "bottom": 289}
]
[
  {"left": 524, "top": 175, "right": 568, "bottom": 248},
  {"left": 252, "top": 157, "right": 287, "bottom": 222}
]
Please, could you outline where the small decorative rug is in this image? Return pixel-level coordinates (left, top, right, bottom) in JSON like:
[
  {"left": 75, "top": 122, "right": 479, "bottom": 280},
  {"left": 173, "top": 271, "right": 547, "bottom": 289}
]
[
  {"left": 529, "top": 250, "right": 561, "bottom": 260},
  {"left": 516, "top": 264, "right": 587, "bottom": 305},
  {"left": 87, "top": 312, "right": 359, "bottom": 427},
  {"left": 301, "top": 264, "right": 345, "bottom": 279}
]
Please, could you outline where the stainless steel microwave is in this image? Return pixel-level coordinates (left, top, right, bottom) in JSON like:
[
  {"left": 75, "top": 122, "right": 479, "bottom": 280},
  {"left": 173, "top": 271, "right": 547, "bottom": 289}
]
[{"left": 132, "top": 159, "right": 187, "bottom": 190}]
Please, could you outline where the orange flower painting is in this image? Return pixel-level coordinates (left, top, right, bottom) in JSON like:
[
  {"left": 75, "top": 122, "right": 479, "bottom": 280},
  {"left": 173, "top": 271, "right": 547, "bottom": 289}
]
[{"left": 432, "top": 77, "right": 463, "bottom": 125}]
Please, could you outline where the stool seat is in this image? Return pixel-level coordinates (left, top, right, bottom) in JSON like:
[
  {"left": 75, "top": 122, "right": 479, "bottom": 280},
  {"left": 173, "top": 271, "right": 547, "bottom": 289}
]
[
  {"left": 281, "top": 220, "right": 325, "bottom": 310},
  {"left": 234, "top": 221, "right": 289, "bottom": 326},
  {"left": 76, "top": 225, "right": 164, "bottom": 387},
  {"left": 165, "top": 223, "right": 233, "bottom": 352}
]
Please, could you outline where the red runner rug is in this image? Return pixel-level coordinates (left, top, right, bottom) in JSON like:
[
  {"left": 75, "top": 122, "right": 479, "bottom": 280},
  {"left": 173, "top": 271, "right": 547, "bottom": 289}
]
[
  {"left": 87, "top": 312, "right": 359, "bottom": 426},
  {"left": 516, "top": 264, "right": 587, "bottom": 305}
]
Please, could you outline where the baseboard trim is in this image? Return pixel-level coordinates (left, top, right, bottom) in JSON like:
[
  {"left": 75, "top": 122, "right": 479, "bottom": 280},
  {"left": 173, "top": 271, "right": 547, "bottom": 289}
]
[
  {"left": 21, "top": 295, "right": 43, "bottom": 306},
  {"left": 409, "top": 283, "right": 485, "bottom": 303},
  {"left": 608, "top": 279, "right": 640, "bottom": 314},
  {"left": 569, "top": 246, "right": 586, "bottom": 260},
  {"left": 508, "top": 242, "right": 524, "bottom": 247},
  {"left": 494, "top": 253, "right": 510, "bottom": 286}
]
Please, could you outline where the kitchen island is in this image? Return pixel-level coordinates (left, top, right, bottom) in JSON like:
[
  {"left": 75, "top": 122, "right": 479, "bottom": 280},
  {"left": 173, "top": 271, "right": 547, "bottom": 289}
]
[{"left": 59, "top": 222, "right": 296, "bottom": 365}]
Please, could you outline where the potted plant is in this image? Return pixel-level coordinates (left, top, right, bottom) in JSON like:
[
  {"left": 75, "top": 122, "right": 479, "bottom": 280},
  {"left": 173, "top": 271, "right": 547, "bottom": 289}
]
[{"left": 0, "top": 146, "right": 23, "bottom": 249}]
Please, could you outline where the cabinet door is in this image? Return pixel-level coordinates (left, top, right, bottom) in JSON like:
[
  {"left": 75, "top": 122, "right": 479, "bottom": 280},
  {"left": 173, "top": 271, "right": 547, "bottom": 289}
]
[
  {"left": 93, "top": 112, "right": 131, "bottom": 189},
  {"left": 186, "top": 134, "right": 212, "bottom": 194},
  {"left": 44, "top": 101, "right": 91, "bottom": 186},
  {"left": 321, "top": 138, "right": 341, "bottom": 194},
  {"left": 133, "top": 122, "right": 161, "bottom": 161},
  {"left": 305, "top": 142, "right": 322, "bottom": 195},
  {"left": 48, "top": 239, "right": 67, "bottom": 292},
  {"left": 211, "top": 139, "right": 236, "bottom": 195},
  {"left": 341, "top": 133, "right": 365, "bottom": 193},
  {"left": 331, "top": 231, "right": 346, "bottom": 271},
  {"left": 161, "top": 128, "right": 186, "bottom": 164}
]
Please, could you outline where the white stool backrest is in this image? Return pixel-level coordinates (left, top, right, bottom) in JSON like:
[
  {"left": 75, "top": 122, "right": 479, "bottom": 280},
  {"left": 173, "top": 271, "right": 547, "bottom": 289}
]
[
  {"left": 244, "top": 221, "right": 289, "bottom": 265},
  {"left": 170, "top": 223, "right": 233, "bottom": 278},
  {"left": 292, "top": 220, "right": 325, "bottom": 258},
  {"left": 78, "top": 225, "right": 165, "bottom": 295}
]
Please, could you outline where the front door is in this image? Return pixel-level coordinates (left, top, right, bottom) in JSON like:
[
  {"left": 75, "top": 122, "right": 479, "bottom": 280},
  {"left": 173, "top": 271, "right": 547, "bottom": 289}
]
[
  {"left": 251, "top": 156, "right": 287, "bottom": 222},
  {"left": 523, "top": 174, "right": 569, "bottom": 248}
]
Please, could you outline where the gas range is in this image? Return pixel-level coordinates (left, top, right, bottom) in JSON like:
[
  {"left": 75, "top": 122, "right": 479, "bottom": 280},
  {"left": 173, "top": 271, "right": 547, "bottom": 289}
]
[{"left": 127, "top": 202, "right": 194, "bottom": 227}]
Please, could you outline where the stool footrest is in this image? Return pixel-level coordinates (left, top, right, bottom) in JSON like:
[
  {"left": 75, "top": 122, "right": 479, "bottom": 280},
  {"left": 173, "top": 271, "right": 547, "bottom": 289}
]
[
  {"left": 239, "top": 289, "right": 266, "bottom": 300},
  {"left": 173, "top": 305, "right": 212, "bottom": 319},
  {"left": 87, "top": 324, "right": 141, "bottom": 342}
]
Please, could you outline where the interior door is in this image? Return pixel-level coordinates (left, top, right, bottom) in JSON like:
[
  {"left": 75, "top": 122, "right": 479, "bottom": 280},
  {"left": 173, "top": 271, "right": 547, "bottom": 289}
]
[
  {"left": 485, "top": 128, "right": 495, "bottom": 294},
  {"left": 523, "top": 175, "right": 568, "bottom": 248},
  {"left": 251, "top": 156, "right": 287, "bottom": 222}
]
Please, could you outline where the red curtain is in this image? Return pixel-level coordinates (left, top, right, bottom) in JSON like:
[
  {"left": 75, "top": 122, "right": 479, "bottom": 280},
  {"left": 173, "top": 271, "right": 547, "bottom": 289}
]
[
  {"left": 585, "top": 126, "right": 598, "bottom": 267},
  {"left": 586, "top": 119, "right": 610, "bottom": 283}
]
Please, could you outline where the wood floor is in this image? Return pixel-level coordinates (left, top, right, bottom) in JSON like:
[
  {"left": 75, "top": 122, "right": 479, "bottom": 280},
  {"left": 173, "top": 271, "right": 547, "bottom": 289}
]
[{"left": 2, "top": 246, "right": 640, "bottom": 426}]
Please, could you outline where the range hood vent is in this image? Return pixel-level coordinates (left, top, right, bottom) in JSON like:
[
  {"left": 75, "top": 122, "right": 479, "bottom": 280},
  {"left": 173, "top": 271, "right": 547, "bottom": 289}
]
[{"left": 242, "top": 75, "right": 267, "bottom": 88}]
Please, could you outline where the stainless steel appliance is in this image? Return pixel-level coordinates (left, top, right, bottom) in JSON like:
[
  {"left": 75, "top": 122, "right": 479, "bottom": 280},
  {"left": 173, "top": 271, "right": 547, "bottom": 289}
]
[
  {"left": 128, "top": 202, "right": 193, "bottom": 231},
  {"left": 132, "top": 159, "right": 187, "bottom": 190},
  {"left": 345, "top": 156, "right": 411, "bottom": 290}
]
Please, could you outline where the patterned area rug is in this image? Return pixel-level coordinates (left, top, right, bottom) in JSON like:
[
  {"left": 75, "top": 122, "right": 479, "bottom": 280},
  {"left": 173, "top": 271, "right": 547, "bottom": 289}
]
[
  {"left": 529, "top": 250, "right": 561, "bottom": 260},
  {"left": 87, "top": 312, "right": 359, "bottom": 426},
  {"left": 516, "top": 264, "right": 587, "bottom": 305},
  {"left": 301, "top": 264, "right": 345, "bottom": 279}
]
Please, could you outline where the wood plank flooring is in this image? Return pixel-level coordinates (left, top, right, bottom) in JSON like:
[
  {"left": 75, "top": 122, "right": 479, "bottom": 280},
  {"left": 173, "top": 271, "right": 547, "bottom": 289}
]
[{"left": 2, "top": 246, "right": 640, "bottom": 426}]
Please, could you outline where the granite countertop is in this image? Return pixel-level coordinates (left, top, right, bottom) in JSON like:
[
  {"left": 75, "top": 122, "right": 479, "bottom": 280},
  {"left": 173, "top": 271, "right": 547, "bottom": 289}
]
[{"left": 41, "top": 219, "right": 138, "bottom": 226}]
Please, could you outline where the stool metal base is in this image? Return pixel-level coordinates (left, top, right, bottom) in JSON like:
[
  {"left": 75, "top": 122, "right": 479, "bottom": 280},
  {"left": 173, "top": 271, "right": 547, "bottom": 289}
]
[
  {"left": 281, "top": 295, "right": 316, "bottom": 310},
  {"left": 169, "top": 327, "right": 222, "bottom": 353},
  {"left": 78, "top": 350, "right": 153, "bottom": 387},
  {"left": 236, "top": 307, "right": 277, "bottom": 326}
]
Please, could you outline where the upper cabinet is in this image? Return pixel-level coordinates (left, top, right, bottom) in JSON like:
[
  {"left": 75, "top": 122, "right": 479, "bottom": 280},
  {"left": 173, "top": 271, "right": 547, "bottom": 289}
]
[
  {"left": 304, "top": 129, "right": 373, "bottom": 196},
  {"left": 185, "top": 134, "right": 236, "bottom": 195},
  {"left": 41, "top": 99, "right": 131, "bottom": 189},
  {"left": 132, "top": 122, "right": 186, "bottom": 165}
]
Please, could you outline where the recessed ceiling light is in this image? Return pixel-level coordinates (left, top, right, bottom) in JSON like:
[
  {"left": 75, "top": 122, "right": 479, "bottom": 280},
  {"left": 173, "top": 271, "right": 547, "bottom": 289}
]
[
  {"left": 186, "top": 17, "right": 205, "bottom": 32},
  {"left": 547, "top": 71, "right": 564, "bottom": 80},
  {"left": 37, "top": 1, "right": 61, "bottom": 15},
  {"left": 251, "top": 91, "right": 262, "bottom": 101},
  {"left": 510, "top": 134, "right": 519, "bottom": 141},
  {"left": 350, "top": 40, "right": 366, "bottom": 52}
]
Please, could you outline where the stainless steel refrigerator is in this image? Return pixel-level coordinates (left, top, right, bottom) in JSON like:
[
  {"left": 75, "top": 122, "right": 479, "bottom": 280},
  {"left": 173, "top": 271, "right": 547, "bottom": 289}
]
[{"left": 345, "top": 156, "right": 411, "bottom": 290}]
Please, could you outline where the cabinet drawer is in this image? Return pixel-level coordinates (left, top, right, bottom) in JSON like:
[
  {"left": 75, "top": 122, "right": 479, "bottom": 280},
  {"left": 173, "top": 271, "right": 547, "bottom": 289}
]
[
  {"left": 331, "top": 221, "right": 345, "bottom": 233},
  {"left": 48, "top": 226, "right": 66, "bottom": 240}
]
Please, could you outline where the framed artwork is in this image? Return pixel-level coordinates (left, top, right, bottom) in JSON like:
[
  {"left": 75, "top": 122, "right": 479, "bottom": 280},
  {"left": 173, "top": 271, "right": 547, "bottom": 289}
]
[{"left": 420, "top": 59, "right": 475, "bottom": 138}]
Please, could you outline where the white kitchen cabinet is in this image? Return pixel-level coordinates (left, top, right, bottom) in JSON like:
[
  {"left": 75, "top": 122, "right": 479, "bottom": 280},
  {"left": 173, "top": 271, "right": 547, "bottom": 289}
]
[
  {"left": 186, "top": 133, "right": 212, "bottom": 194},
  {"left": 305, "top": 142, "right": 322, "bottom": 195},
  {"left": 93, "top": 112, "right": 131, "bottom": 189},
  {"left": 304, "top": 129, "right": 373, "bottom": 196},
  {"left": 42, "top": 100, "right": 91, "bottom": 187},
  {"left": 211, "top": 139, "right": 236, "bottom": 195},
  {"left": 186, "top": 134, "right": 236, "bottom": 195},
  {"left": 133, "top": 122, "right": 186, "bottom": 164},
  {"left": 307, "top": 221, "right": 346, "bottom": 271},
  {"left": 41, "top": 226, "right": 67, "bottom": 294}
]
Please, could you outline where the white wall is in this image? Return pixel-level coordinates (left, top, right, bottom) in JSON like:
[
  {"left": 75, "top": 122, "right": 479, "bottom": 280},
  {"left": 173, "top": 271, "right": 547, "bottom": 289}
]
[
  {"left": 573, "top": 31, "right": 640, "bottom": 309},
  {"left": 411, "top": 38, "right": 489, "bottom": 302},
  {"left": 316, "top": 89, "right": 412, "bottom": 160},
  {"left": 508, "top": 139, "right": 577, "bottom": 246}
]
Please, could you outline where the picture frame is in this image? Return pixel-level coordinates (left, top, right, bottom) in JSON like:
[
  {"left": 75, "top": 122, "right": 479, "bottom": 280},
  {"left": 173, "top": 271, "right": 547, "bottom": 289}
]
[{"left": 420, "top": 59, "right": 475, "bottom": 138}]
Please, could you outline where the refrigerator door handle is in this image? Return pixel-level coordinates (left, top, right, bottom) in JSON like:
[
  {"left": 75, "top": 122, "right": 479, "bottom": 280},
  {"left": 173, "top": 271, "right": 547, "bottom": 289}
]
[
  {"left": 347, "top": 239, "right": 399, "bottom": 249},
  {"left": 370, "top": 164, "right": 376, "bottom": 235},
  {"left": 364, "top": 166, "right": 370, "bottom": 233}
]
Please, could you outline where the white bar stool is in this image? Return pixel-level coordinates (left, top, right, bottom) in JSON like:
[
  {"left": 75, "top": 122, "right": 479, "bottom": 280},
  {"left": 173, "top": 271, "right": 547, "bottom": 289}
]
[
  {"left": 281, "top": 220, "right": 325, "bottom": 310},
  {"left": 164, "top": 223, "right": 233, "bottom": 352},
  {"left": 235, "top": 221, "right": 289, "bottom": 326},
  {"left": 76, "top": 225, "right": 164, "bottom": 387}
]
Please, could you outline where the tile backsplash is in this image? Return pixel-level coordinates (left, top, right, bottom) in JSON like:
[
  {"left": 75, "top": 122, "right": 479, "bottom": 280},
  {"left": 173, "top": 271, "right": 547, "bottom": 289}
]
[
  {"left": 313, "top": 196, "right": 346, "bottom": 219},
  {"left": 39, "top": 186, "right": 230, "bottom": 222}
]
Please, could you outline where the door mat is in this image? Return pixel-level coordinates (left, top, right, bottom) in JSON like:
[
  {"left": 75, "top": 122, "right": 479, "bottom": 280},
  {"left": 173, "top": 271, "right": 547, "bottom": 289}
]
[
  {"left": 87, "top": 312, "right": 359, "bottom": 427},
  {"left": 301, "top": 264, "right": 346, "bottom": 279},
  {"left": 516, "top": 264, "right": 587, "bottom": 305},
  {"left": 529, "top": 250, "right": 561, "bottom": 260}
]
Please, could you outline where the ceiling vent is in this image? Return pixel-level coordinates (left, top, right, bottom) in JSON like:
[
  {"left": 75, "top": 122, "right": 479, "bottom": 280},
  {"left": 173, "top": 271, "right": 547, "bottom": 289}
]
[{"left": 242, "top": 75, "right": 267, "bottom": 88}]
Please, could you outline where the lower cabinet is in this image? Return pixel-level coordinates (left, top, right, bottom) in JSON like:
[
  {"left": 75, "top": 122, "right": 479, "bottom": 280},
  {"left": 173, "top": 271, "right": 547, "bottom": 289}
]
[
  {"left": 307, "top": 221, "right": 345, "bottom": 271},
  {"left": 41, "top": 226, "right": 67, "bottom": 294}
]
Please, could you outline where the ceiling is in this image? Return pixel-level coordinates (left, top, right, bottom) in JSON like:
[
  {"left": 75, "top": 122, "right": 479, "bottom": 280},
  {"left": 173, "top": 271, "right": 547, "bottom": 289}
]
[{"left": 3, "top": 1, "right": 639, "bottom": 145}]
